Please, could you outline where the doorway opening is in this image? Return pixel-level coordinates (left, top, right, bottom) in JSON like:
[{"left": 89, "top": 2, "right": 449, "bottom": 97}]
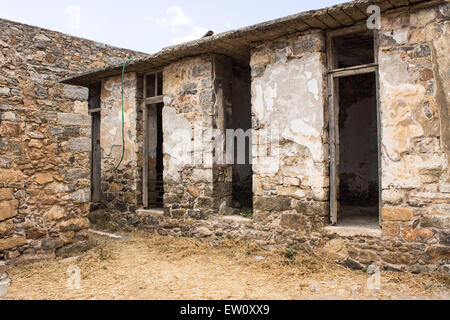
[
  {"left": 327, "top": 28, "right": 381, "bottom": 227},
  {"left": 143, "top": 72, "right": 164, "bottom": 209},
  {"left": 337, "top": 73, "right": 379, "bottom": 227},
  {"left": 89, "top": 84, "right": 102, "bottom": 203},
  {"left": 230, "top": 65, "right": 253, "bottom": 211}
]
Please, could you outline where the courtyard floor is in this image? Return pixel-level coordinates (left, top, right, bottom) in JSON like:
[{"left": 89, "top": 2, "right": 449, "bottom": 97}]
[{"left": 3, "top": 231, "right": 450, "bottom": 300}]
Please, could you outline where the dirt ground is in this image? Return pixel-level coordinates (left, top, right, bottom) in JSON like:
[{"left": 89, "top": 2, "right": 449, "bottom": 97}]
[{"left": 4, "top": 231, "right": 450, "bottom": 300}]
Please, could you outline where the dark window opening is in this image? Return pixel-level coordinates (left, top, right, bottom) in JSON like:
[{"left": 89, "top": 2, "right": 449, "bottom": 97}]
[
  {"left": 337, "top": 72, "right": 379, "bottom": 227},
  {"left": 333, "top": 32, "right": 375, "bottom": 68}
]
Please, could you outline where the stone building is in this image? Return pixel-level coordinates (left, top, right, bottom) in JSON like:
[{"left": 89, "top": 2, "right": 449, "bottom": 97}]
[
  {"left": 2, "top": 0, "right": 449, "bottom": 273},
  {"left": 0, "top": 18, "right": 146, "bottom": 261}
]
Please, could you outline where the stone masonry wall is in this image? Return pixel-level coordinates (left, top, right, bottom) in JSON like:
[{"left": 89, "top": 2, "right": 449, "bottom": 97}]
[
  {"left": 0, "top": 18, "right": 146, "bottom": 262},
  {"left": 98, "top": 72, "right": 144, "bottom": 225},
  {"left": 250, "top": 30, "right": 330, "bottom": 231},
  {"left": 160, "top": 54, "right": 232, "bottom": 220},
  {"left": 131, "top": 4, "right": 449, "bottom": 274},
  {"left": 377, "top": 2, "right": 449, "bottom": 268}
]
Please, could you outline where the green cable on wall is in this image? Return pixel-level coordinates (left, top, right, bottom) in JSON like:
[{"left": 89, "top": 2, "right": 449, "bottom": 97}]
[{"left": 114, "top": 58, "right": 135, "bottom": 171}]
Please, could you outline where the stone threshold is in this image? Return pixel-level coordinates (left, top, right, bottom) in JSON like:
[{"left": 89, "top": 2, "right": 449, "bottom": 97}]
[{"left": 324, "top": 225, "right": 382, "bottom": 238}]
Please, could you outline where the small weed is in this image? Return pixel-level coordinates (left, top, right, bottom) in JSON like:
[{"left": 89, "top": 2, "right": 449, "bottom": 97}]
[{"left": 282, "top": 247, "right": 298, "bottom": 261}]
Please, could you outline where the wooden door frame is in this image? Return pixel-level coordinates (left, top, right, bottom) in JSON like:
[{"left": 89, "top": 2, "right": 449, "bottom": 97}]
[
  {"left": 142, "top": 72, "right": 164, "bottom": 208},
  {"left": 88, "top": 83, "right": 102, "bottom": 203},
  {"left": 326, "top": 27, "right": 382, "bottom": 226}
]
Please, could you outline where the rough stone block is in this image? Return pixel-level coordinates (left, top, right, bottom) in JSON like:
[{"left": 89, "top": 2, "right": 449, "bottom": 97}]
[
  {"left": 0, "top": 188, "right": 13, "bottom": 201},
  {"left": 63, "top": 86, "right": 89, "bottom": 100},
  {"left": 323, "top": 239, "right": 349, "bottom": 261},
  {"left": 382, "top": 207, "right": 413, "bottom": 221},
  {"left": 0, "top": 169, "right": 21, "bottom": 183},
  {"left": 254, "top": 196, "right": 291, "bottom": 212},
  {"left": 421, "top": 214, "right": 450, "bottom": 229},
  {"left": 402, "top": 227, "right": 435, "bottom": 242},
  {"left": 296, "top": 201, "right": 329, "bottom": 217},
  {"left": 382, "top": 222, "right": 400, "bottom": 237},
  {"left": 0, "top": 220, "right": 14, "bottom": 237},
  {"left": 68, "top": 138, "right": 91, "bottom": 152},
  {"left": 34, "top": 173, "right": 54, "bottom": 185},
  {"left": 0, "top": 201, "right": 18, "bottom": 221},
  {"left": 0, "top": 236, "right": 27, "bottom": 251},
  {"left": 280, "top": 213, "right": 304, "bottom": 229},
  {"left": 57, "top": 113, "right": 90, "bottom": 126}
]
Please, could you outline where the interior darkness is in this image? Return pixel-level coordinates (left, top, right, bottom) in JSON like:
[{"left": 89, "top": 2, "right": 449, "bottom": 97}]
[
  {"left": 230, "top": 65, "right": 253, "bottom": 210},
  {"left": 155, "top": 103, "right": 164, "bottom": 205},
  {"left": 146, "top": 74, "right": 156, "bottom": 97},
  {"left": 146, "top": 71, "right": 164, "bottom": 208},
  {"left": 147, "top": 102, "right": 164, "bottom": 208},
  {"left": 338, "top": 72, "right": 379, "bottom": 226},
  {"left": 333, "top": 32, "right": 374, "bottom": 68},
  {"left": 146, "top": 72, "right": 163, "bottom": 97}
]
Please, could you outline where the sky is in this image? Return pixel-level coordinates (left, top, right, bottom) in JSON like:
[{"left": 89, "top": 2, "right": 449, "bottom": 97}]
[{"left": 0, "top": 0, "right": 348, "bottom": 54}]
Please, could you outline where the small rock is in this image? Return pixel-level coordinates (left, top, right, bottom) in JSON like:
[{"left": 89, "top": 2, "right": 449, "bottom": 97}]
[
  {"left": 0, "top": 272, "right": 7, "bottom": 281},
  {"left": 195, "top": 227, "right": 212, "bottom": 238},
  {"left": 254, "top": 256, "right": 265, "bottom": 261},
  {"left": 0, "top": 285, "right": 8, "bottom": 298},
  {"left": 0, "top": 277, "right": 11, "bottom": 287},
  {"left": 310, "top": 282, "right": 321, "bottom": 293}
]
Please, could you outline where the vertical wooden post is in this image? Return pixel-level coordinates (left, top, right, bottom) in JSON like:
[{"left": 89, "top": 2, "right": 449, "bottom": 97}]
[
  {"left": 328, "top": 76, "right": 338, "bottom": 225},
  {"left": 142, "top": 75, "right": 149, "bottom": 208},
  {"left": 327, "top": 32, "right": 338, "bottom": 225},
  {"left": 89, "top": 84, "right": 102, "bottom": 203},
  {"left": 374, "top": 29, "right": 383, "bottom": 227}
]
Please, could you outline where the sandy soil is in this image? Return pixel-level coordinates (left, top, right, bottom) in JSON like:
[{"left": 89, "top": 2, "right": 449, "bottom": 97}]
[{"left": 3, "top": 231, "right": 449, "bottom": 300}]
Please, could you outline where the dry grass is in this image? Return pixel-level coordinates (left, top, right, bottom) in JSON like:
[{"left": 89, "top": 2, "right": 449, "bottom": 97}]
[{"left": 4, "top": 231, "right": 449, "bottom": 300}]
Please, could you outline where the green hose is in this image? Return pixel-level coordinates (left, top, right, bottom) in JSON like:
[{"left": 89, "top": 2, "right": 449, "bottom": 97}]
[{"left": 114, "top": 58, "right": 135, "bottom": 171}]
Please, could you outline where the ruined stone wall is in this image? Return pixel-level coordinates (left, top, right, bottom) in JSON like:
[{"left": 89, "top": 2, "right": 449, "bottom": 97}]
[
  {"left": 250, "top": 31, "right": 330, "bottom": 231},
  {"left": 161, "top": 54, "right": 232, "bottom": 219},
  {"left": 132, "top": 4, "right": 449, "bottom": 274},
  {"left": 0, "top": 18, "right": 146, "bottom": 261},
  {"left": 98, "top": 72, "right": 144, "bottom": 224},
  {"left": 377, "top": 3, "right": 449, "bottom": 267}
]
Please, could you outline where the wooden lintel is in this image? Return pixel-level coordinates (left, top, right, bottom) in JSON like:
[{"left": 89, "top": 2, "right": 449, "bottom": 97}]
[
  {"left": 88, "top": 108, "right": 101, "bottom": 114},
  {"left": 145, "top": 96, "right": 164, "bottom": 105},
  {"left": 329, "top": 64, "right": 378, "bottom": 77}
]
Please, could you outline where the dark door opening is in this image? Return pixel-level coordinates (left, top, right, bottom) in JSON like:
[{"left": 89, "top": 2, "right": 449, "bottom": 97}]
[
  {"left": 143, "top": 72, "right": 164, "bottom": 209},
  {"left": 230, "top": 65, "right": 253, "bottom": 211},
  {"left": 146, "top": 103, "right": 164, "bottom": 208},
  {"left": 337, "top": 72, "right": 379, "bottom": 226}
]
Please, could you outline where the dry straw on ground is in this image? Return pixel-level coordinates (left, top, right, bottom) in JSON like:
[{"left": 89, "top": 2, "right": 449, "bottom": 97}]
[{"left": 4, "top": 232, "right": 450, "bottom": 300}]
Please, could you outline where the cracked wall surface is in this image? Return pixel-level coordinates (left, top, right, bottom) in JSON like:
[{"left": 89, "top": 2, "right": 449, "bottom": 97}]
[
  {"left": 97, "top": 72, "right": 144, "bottom": 223},
  {"left": 250, "top": 31, "right": 330, "bottom": 231}
]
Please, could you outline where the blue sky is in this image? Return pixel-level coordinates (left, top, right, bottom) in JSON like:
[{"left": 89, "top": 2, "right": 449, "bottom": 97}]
[{"left": 0, "top": 0, "right": 348, "bottom": 54}]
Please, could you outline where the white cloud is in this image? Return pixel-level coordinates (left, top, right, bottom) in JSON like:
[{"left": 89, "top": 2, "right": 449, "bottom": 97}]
[
  {"left": 66, "top": 5, "right": 81, "bottom": 30},
  {"left": 166, "top": 5, "right": 191, "bottom": 31},
  {"left": 141, "top": 5, "right": 208, "bottom": 45},
  {"left": 173, "top": 27, "right": 209, "bottom": 44},
  {"left": 143, "top": 5, "right": 192, "bottom": 33}
]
